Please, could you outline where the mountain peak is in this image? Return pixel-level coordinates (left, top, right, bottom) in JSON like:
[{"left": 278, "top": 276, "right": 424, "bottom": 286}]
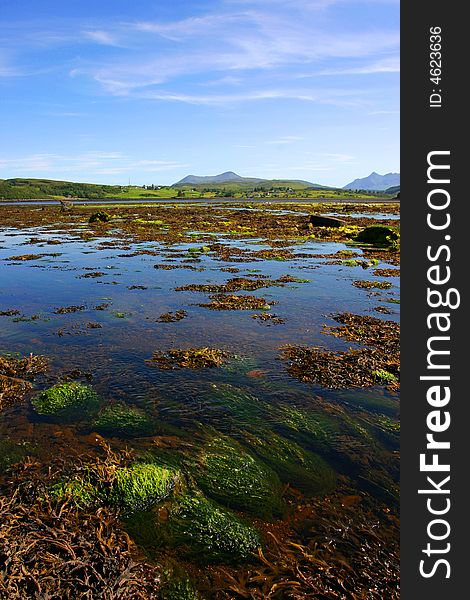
[
  {"left": 175, "top": 171, "right": 244, "bottom": 185},
  {"left": 343, "top": 171, "right": 400, "bottom": 191}
]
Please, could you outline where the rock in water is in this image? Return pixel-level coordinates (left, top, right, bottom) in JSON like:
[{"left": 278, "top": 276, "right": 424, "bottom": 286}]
[{"left": 309, "top": 215, "right": 345, "bottom": 227}]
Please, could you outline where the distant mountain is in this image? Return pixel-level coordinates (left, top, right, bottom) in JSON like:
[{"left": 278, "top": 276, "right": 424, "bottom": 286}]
[
  {"left": 173, "top": 171, "right": 326, "bottom": 189},
  {"left": 343, "top": 172, "right": 400, "bottom": 191},
  {"left": 175, "top": 172, "right": 246, "bottom": 185}
]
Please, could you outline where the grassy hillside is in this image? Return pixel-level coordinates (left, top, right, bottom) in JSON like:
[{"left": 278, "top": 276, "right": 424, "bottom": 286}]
[{"left": 0, "top": 178, "right": 121, "bottom": 200}]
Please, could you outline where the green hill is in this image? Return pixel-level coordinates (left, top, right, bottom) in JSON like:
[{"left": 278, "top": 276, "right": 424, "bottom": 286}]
[{"left": 0, "top": 178, "right": 122, "bottom": 200}]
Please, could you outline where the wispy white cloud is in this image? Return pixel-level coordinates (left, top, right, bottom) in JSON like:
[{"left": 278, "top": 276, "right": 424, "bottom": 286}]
[
  {"left": 1, "top": 2, "right": 399, "bottom": 111},
  {"left": 0, "top": 151, "right": 188, "bottom": 176},
  {"left": 315, "top": 56, "right": 399, "bottom": 76},
  {"left": 63, "top": 4, "right": 399, "bottom": 105},
  {"left": 83, "top": 30, "right": 121, "bottom": 46},
  {"left": 113, "top": 87, "right": 370, "bottom": 108},
  {"left": 267, "top": 135, "right": 303, "bottom": 145}
]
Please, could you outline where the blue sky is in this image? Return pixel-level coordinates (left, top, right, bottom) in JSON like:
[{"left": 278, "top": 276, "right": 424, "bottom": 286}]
[{"left": 0, "top": 0, "right": 399, "bottom": 187}]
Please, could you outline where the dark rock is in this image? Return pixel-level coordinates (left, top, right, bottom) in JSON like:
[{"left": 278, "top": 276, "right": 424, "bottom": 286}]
[
  {"left": 309, "top": 215, "right": 345, "bottom": 228},
  {"left": 355, "top": 225, "right": 399, "bottom": 246},
  {"left": 89, "top": 211, "right": 111, "bottom": 224}
]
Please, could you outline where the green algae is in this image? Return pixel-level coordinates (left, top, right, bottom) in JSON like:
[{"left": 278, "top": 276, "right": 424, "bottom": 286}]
[
  {"left": 220, "top": 355, "right": 258, "bottom": 376},
  {"left": 32, "top": 382, "right": 101, "bottom": 420},
  {"left": 274, "top": 404, "right": 342, "bottom": 447},
  {"left": 167, "top": 493, "right": 261, "bottom": 563},
  {"left": 49, "top": 478, "right": 99, "bottom": 508},
  {"left": 92, "top": 403, "right": 154, "bottom": 437},
  {"left": 244, "top": 432, "right": 336, "bottom": 495},
  {"left": 373, "top": 369, "right": 397, "bottom": 385},
  {"left": 158, "top": 573, "right": 200, "bottom": 600},
  {"left": 206, "top": 383, "right": 266, "bottom": 429},
  {"left": 110, "top": 463, "right": 177, "bottom": 512},
  {"left": 193, "top": 434, "right": 284, "bottom": 519}
]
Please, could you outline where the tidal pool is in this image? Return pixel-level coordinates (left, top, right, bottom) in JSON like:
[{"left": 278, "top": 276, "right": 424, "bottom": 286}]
[{"left": 0, "top": 202, "right": 400, "bottom": 598}]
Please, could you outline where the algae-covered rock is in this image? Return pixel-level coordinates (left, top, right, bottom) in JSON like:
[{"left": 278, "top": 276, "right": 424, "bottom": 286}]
[
  {"left": 355, "top": 225, "right": 399, "bottom": 247},
  {"left": 110, "top": 463, "right": 177, "bottom": 512},
  {"left": 245, "top": 432, "right": 336, "bottom": 495},
  {"left": 193, "top": 435, "right": 284, "bottom": 519},
  {"left": 207, "top": 383, "right": 266, "bottom": 429},
  {"left": 89, "top": 211, "right": 110, "bottom": 223},
  {"left": 167, "top": 493, "right": 261, "bottom": 563},
  {"left": 32, "top": 382, "right": 101, "bottom": 420},
  {"left": 274, "top": 404, "right": 342, "bottom": 447},
  {"left": 92, "top": 403, "right": 154, "bottom": 437}
]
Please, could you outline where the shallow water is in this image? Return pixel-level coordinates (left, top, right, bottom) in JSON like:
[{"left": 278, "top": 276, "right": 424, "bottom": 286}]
[{"left": 0, "top": 211, "right": 400, "bottom": 584}]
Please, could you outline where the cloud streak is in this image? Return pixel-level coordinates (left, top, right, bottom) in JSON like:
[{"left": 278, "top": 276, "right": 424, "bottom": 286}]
[{"left": 0, "top": 151, "right": 188, "bottom": 177}]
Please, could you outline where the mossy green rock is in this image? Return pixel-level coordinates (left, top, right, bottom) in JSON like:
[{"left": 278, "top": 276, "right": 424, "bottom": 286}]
[
  {"left": 245, "top": 432, "right": 336, "bottom": 495},
  {"left": 110, "top": 463, "right": 176, "bottom": 512},
  {"left": 274, "top": 404, "right": 342, "bottom": 446},
  {"left": 355, "top": 225, "right": 399, "bottom": 247},
  {"left": 92, "top": 403, "right": 153, "bottom": 437},
  {"left": 32, "top": 382, "right": 101, "bottom": 420},
  {"left": 168, "top": 494, "right": 261, "bottom": 563},
  {"left": 194, "top": 435, "right": 284, "bottom": 518},
  {"left": 207, "top": 383, "right": 266, "bottom": 428}
]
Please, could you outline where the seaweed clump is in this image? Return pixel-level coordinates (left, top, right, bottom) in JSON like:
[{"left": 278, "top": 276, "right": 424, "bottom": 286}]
[
  {"left": 281, "top": 346, "right": 397, "bottom": 390},
  {"left": 166, "top": 493, "right": 261, "bottom": 563},
  {"left": 245, "top": 432, "right": 336, "bottom": 495},
  {"left": 157, "top": 310, "right": 187, "bottom": 323},
  {"left": 198, "top": 294, "right": 275, "bottom": 311},
  {"left": 54, "top": 305, "right": 86, "bottom": 314},
  {"left": 192, "top": 435, "right": 284, "bottom": 519},
  {"left": 353, "top": 280, "right": 392, "bottom": 290},
  {"left": 0, "top": 460, "right": 162, "bottom": 598},
  {"left": 110, "top": 463, "right": 177, "bottom": 512},
  {"left": 251, "top": 313, "right": 285, "bottom": 325},
  {"left": 32, "top": 382, "right": 101, "bottom": 419},
  {"left": 149, "top": 347, "right": 227, "bottom": 369},
  {"left": 324, "top": 312, "right": 399, "bottom": 353},
  {"left": 281, "top": 312, "right": 399, "bottom": 390},
  {"left": 216, "top": 493, "right": 399, "bottom": 599},
  {"left": 92, "top": 403, "right": 154, "bottom": 437}
]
